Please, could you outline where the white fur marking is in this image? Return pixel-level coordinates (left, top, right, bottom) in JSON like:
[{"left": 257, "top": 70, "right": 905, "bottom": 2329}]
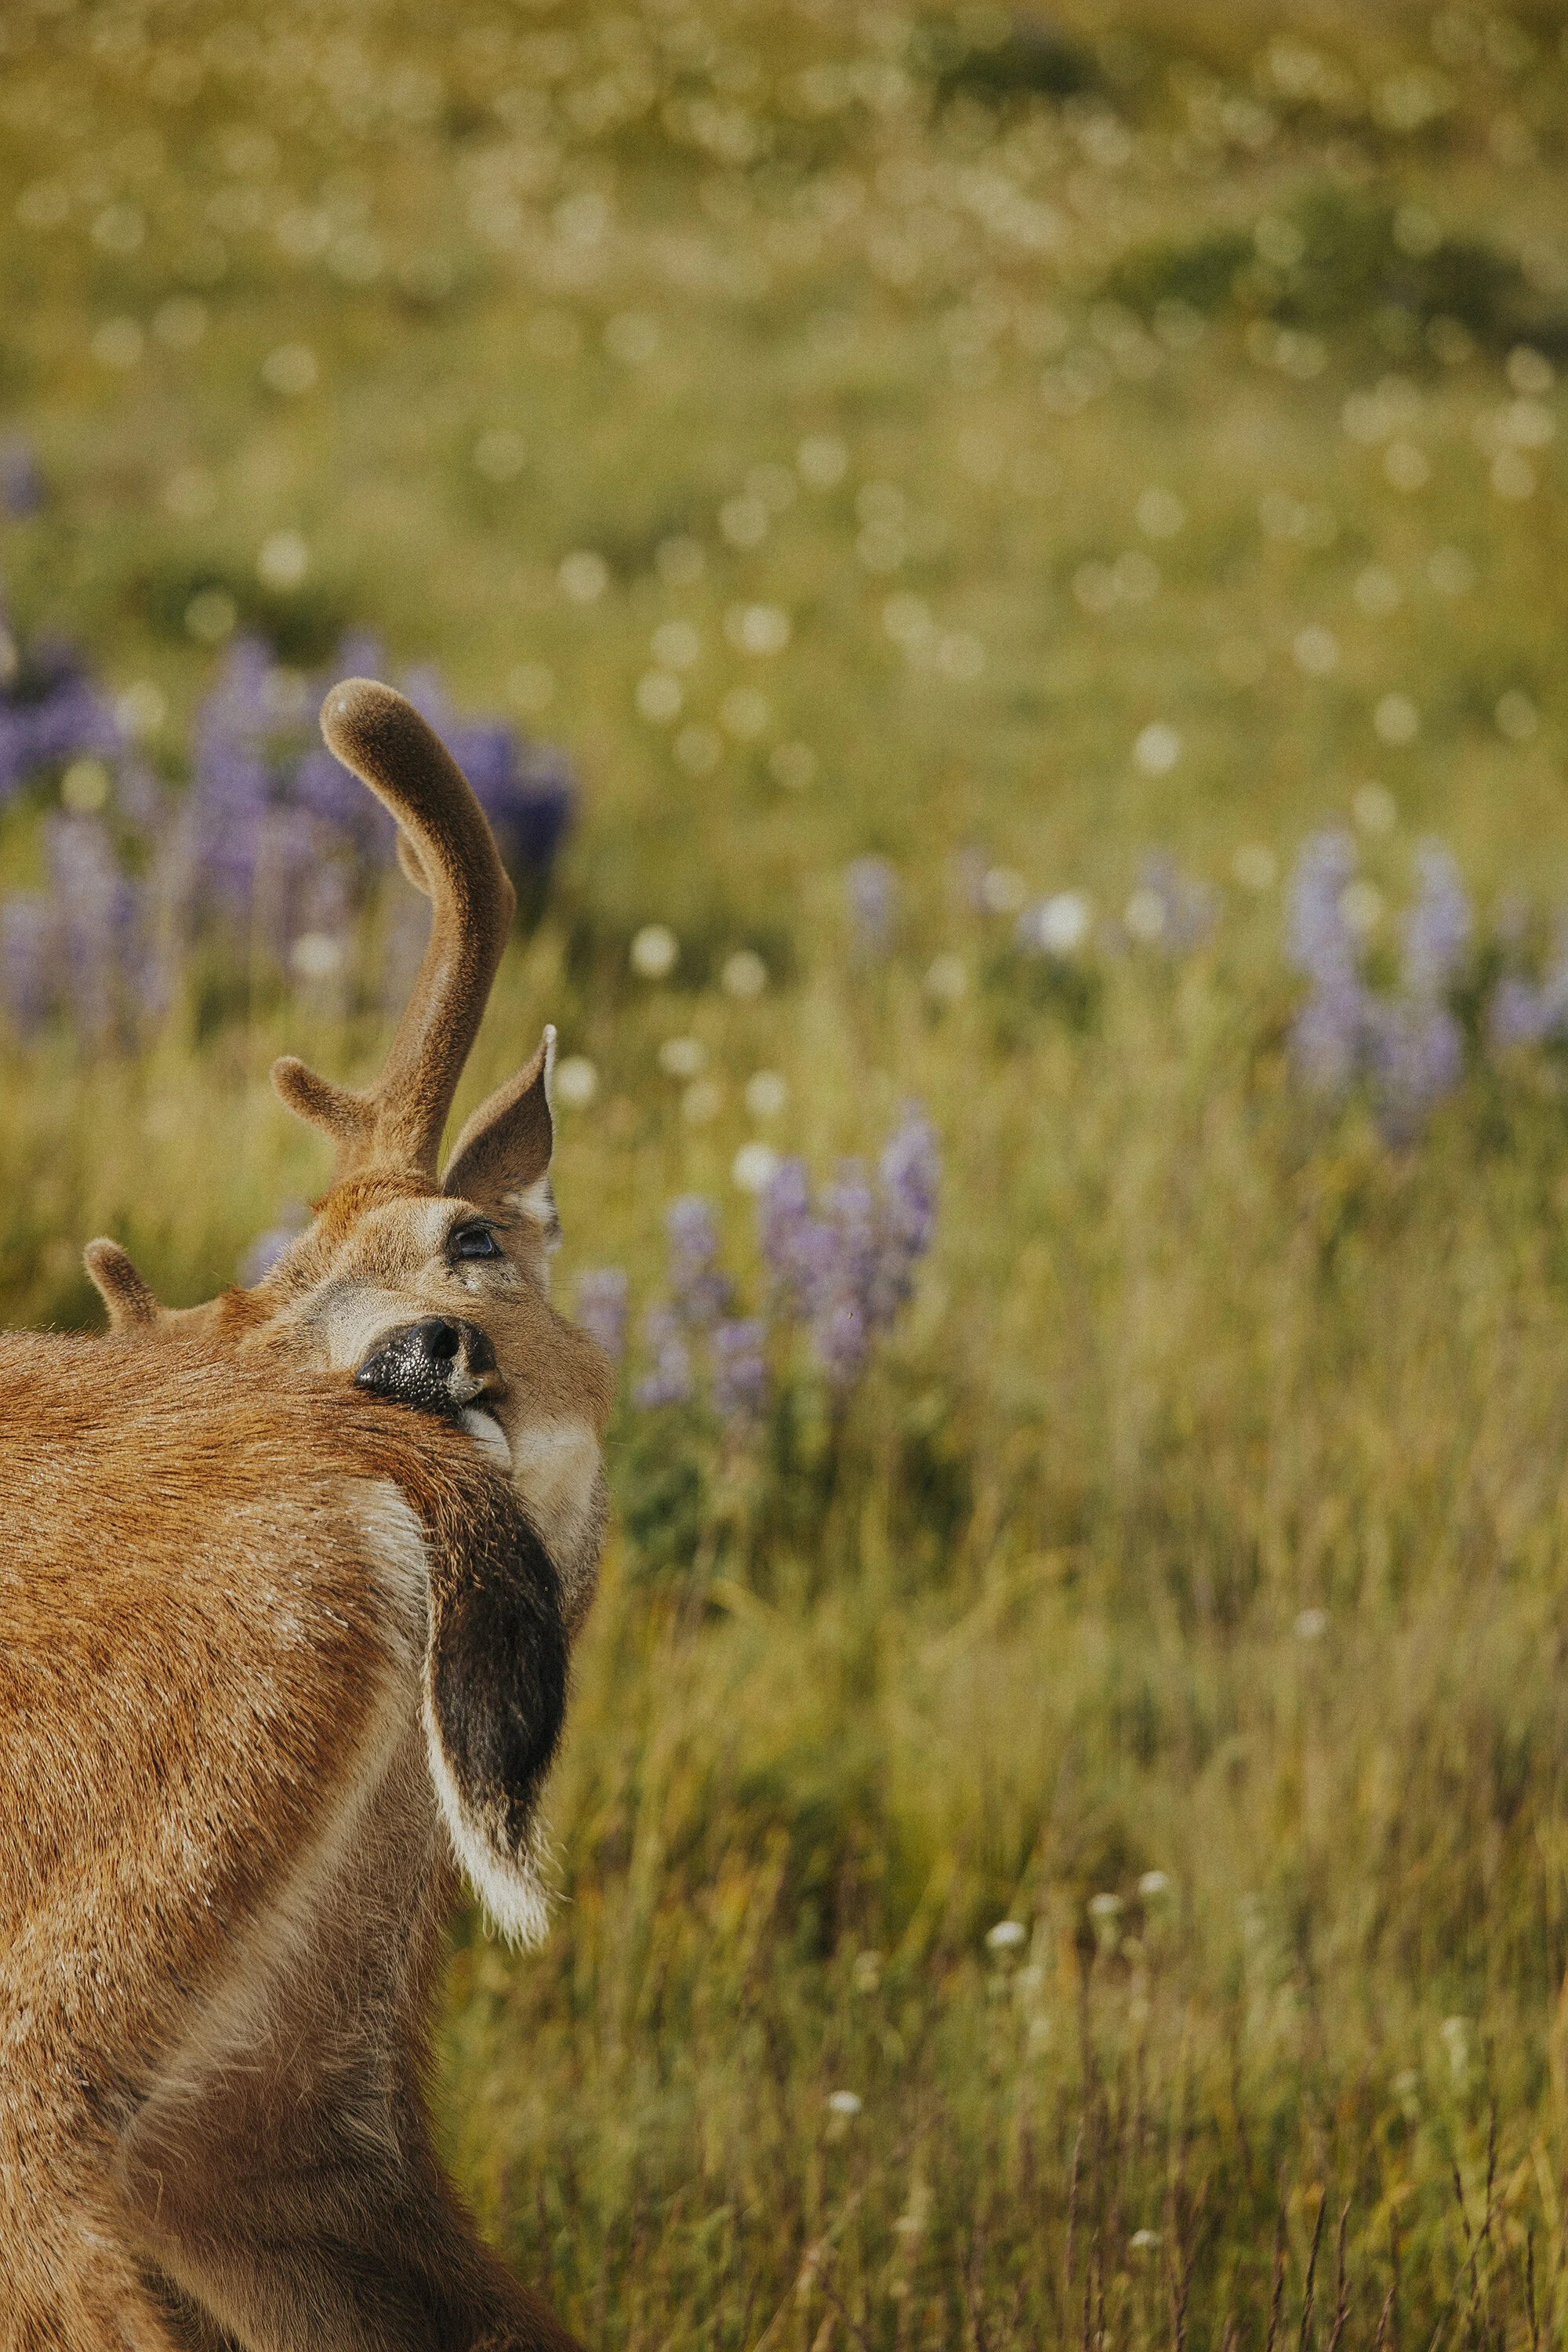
[
  {"left": 506, "top": 1174, "right": 559, "bottom": 1236},
  {"left": 315, "top": 1284, "right": 432, "bottom": 1375},
  {"left": 352, "top": 1479, "right": 432, "bottom": 1656},
  {"left": 459, "top": 1407, "right": 512, "bottom": 1471},
  {"left": 420, "top": 1691, "right": 553, "bottom": 1948},
  {"left": 507, "top": 1415, "right": 600, "bottom": 1567},
  {"left": 412, "top": 1197, "right": 456, "bottom": 1252},
  {"left": 119, "top": 1586, "right": 423, "bottom": 2189}
]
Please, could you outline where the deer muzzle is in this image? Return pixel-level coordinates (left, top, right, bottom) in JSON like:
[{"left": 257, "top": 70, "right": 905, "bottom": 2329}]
[{"left": 354, "top": 1317, "right": 503, "bottom": 1419}]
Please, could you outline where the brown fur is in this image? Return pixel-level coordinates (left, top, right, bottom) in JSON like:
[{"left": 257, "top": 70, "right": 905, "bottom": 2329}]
[
  {"left": 0, "top": 1342, "right": 581, "bottom": 2350},
  {"left": 3, "top": 684, "right": 619, "bottom": 2347}
]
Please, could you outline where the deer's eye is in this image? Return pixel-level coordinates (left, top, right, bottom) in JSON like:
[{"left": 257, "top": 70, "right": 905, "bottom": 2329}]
[{"left": 449, "top": 1224, "right": 502, "bottom": 1262}]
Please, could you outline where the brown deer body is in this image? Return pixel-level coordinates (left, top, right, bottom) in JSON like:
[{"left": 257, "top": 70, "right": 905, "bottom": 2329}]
[{"left": 0, "top": 684, "right": 614, "bottom": 2350}]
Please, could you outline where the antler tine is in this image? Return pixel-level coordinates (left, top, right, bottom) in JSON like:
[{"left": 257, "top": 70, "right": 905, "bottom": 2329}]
[
  {"left": 82, "top": 1239, "right": 163, "bottom": 1331},
  {"left": 272, "top": 681, "right": 517, "bottom": 1184}
]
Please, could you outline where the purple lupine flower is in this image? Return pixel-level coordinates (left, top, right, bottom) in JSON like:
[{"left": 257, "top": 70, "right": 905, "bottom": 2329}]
[
  {"left": 845, "top": 855, "right": 898, "bottom": 958},
  {"left": 0, "top": 894, "right": 56, "bottom": 1033},
  {"left": 1363, "top": 998, "right": 1465, "bottom": 1146},
  {"left": 140, "top": 803, "right": 202, "bottom": 1014},
  {"left": 401, "top": 664, "right": 575, "bottom": 901},
  {"left": 0, "top": 623, "right": 579, "bottom": 1054},
  {"left": 1492, "top": 956, "right": 1568, "bottom": 1049},
  {"left": 46, "top": 814, "right": 137, "bottom": 1044},
  {"left": 1290, "top": 978, "right": 1366, "bottom": 1094},
  {"left": 462, "top": 724, "right": 575, "bottom": 898},
  {"left": 1287, "top": 831, "right": 1367, "bottom": 1094},
  {"left": 336, "top": 628, "right": 388, "bottom": 680},
  {"left": 1287, "top": 830, "right": 1359, "bottom": 989},
  {"left": 711, "top": 1317, "right": 768, "bottom": 1425},
  {"left": 293, "top": 742, "right": 397, "bottom": 869},
  {"left": 811, "top": 1161, "right": 878, "bottom": 1383},
  {"left": 823, "top": 1162, "right": 877, "bottom": 1289},
  {"left": 186, "top": 639, "right": 358, "bottom": 958},
  {"left": 872, "top": 1105, "right": 939, "bottom": 1323},
  {"left": 0, "top": 631, "right": 122, "bottom": 805},
  {"left": 180, "top": 637, "right": 575, "bottom": 983},
  {"left": 1287, "top": 832, "right": 1469, "bottom": 1138},
  {"left": 1363, "top": 848, "right": 1469, "bottom": 1140},
  {"left": 0, "top": 439, "right": 45, "bottom": 518},
  {"left": 636, "top": 1118, "right": 935, "bottom": 1417},
  {"left": 1403, "top": 841, "right": 1470, "bottom": 997},
  {"left": 814, "top": 1296, "right": 870, "bottom": 1388},
  {"left": 252, "top": 805, "right": 325, "bottom": 967},
  {"left": 575, "top": 1268, "right": 630, "bottom": 1363},
  {"left": 666, "top": 1196, "right": 735, "bottom": 1330},
  {"left": 758, "top": 1158, "right": 850, "bottom": 1330},
  {"left": 187, "top": 637, "right": 282, "bottom": 909},
  {"left": 113, "top": 752, "right": 165, "bottom": 833},
  {"left": 1490, "top": 975, "right": 1549, "bottom": 1048},
  {"left": 634, "top": 1304, "right": 695, "bottom": 1408},
  {"left": 756, "top": 1111, "right": 939, "bottom": 1389},
  {"left": 188, "top": 638, "right": 372, "bottom": 948},
  {"left": 758, "top": 1157, "right": 826, "bottom": 1312},
  {"left": 1489, "top": 911, "right": 1568, "bottom": 1051},
  {"left": 292, "top": 636, "right": 395, "bottom": 869}
]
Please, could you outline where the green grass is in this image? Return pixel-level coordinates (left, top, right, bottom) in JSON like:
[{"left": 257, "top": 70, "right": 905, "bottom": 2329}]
[{"left": 5, "top": 0, "right": 1568, "bottom": 2339}]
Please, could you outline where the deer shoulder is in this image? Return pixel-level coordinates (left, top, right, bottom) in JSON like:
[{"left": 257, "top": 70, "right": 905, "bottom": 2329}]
[{"left": 0, "top": 1334, "right": 581, "bottom": 2351}]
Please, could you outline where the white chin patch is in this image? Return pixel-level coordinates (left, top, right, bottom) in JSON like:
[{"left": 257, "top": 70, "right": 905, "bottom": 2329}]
[{"left": 459, "top": 1408, "right": 513, "bottom": 1472}]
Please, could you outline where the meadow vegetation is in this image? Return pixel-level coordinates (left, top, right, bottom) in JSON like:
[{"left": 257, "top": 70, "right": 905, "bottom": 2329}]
[{"left": 3, "top": 0, "right": 1568, "bottom": 2339}]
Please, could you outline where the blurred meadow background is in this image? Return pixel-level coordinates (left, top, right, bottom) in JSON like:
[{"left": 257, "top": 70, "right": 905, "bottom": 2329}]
[{"left": 5, "top": 0, "right": 1568, "bottom": 2339}]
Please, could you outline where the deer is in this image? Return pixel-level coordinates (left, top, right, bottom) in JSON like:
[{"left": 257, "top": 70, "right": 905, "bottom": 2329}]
[{"left": 1, "top": 681, "right": 615, "bottom": 2352}]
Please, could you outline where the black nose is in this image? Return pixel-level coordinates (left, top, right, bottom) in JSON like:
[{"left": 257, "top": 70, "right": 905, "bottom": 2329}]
[{"left": 355, "top": 1317, "right": 498, "bottom": 1417}]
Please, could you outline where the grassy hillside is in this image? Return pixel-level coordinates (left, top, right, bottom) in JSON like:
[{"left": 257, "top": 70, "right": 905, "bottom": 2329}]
[{"left": 3, "top": 0, "right": 1568, "bottom": 2339}]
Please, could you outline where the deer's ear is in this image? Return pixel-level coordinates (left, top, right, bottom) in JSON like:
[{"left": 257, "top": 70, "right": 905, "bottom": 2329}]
[{"left": 441, "top": 1026, "right": 558, "bottom": 1241}]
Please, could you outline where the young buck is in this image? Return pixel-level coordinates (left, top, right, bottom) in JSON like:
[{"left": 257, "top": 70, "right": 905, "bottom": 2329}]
[{"left": 1, "top": 682, "right": 614, "bottom": 2350}]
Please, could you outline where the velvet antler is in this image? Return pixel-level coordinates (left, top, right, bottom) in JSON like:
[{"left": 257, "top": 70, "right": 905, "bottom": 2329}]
[
  {"left": 272, "top": 681, "right": 517, "bottom": 1184},
  {"left": 82, "top": 1239, "right": 164, "bottom": 1331}
]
